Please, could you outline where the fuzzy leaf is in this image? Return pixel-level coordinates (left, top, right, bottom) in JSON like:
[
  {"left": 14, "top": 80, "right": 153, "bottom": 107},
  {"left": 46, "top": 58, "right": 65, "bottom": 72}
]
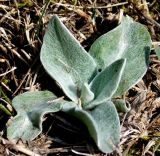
[
  {"left": 84, "top": 59, "right": 126, "bottom": 109},
  {"left": 40, "top": 15, "right": 96, "bottom": 102},
  {"left": 63, "top": 100, "right": 120, "bottom": 153},
  {"left": 80, "top": 83, "right": 94, "bottom": 104},
  {"left": 154, "top": 44, "right": 160, "bottom": 59},
  {"left": 7, "top": 91, "right": 75, "bottom": 141},
  {"left": 112, "top": 98, "right": 131, "bottom": 112},
  {"left": 89, "top": 16, "right": 151, "bottom": 96}
]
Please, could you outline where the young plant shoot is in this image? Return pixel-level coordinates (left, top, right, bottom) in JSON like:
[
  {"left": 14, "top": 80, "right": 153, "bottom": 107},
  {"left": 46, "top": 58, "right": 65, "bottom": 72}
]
[{"left": 7, "top": 15, "right": 151, "bottom": 153}]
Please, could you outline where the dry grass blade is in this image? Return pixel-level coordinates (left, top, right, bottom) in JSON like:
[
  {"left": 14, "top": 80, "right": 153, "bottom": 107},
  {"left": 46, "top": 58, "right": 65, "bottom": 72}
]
[
  {"left": 1, "top": 82, "right": 12, "bottom": 92},
  {"left": 130, "top": 0, "right": 160, "bottom": 28},
  {"left": 0, "top": 67, "right": 16, "bottom": 77},
  {"left": 0, "top": 136, "right": 41, "bottom": 156},
  {"left": 12, "top": 68, "right": 31, "bottom": 95},
  {"left": 71, "top": 149, "right": 96, "bottom": 156},
  {"left": 53, "top": 1, "right": 128, "bottom": 9},
  {"left": 0, "top": 4, "right": 10, "bottom": 10},
  {"left": 142, "top": 140, "right": 156, "bottom": 156}
]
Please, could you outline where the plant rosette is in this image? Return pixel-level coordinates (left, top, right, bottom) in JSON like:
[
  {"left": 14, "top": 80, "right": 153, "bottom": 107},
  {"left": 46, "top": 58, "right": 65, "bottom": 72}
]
[{"left": 7, "top": 15, "right": 151, "bottom": 153}]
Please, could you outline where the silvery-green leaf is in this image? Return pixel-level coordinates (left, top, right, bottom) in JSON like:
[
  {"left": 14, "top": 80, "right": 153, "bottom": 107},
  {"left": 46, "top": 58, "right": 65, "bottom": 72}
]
[
  {"left": 7, "top": 91, "right": 75, "bottom": 142},
  {"left": 112, "top": 98, "right": 131, "bottom": 112},
  {"left": 154, "top": 44, "right": 160, "bottom": 59},
  {"left": 84, "top": 59, "right": 126, "bottom": 109},
  {"left": 89, "top": 16, "right": 151, "bottom": 96},
  {"left": 80, "top": 83, "right": 94, "bottom": 105},
  {"left": 63, "top": 100, "right": 120, "bottom": 153},
  {"left": 40, "top": 15, "right": 96, "bottom": 102}
]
